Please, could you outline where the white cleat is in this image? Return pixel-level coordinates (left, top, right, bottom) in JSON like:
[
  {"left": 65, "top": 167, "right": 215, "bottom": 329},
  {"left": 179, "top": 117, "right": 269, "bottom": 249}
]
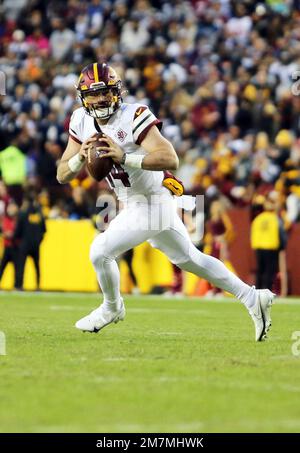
[
  {"left": 249, "top": 289, "right": 275, "bottom": 341},
  {"left": 75, "top": 300, "right": 125, "bottom": 333}
]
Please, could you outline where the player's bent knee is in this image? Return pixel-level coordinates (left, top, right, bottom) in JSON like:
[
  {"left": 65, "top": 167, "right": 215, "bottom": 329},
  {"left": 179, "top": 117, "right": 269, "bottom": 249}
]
[
  {"left": 90, "top": 244, "right": 103, "bottom": 267},
  {"left": 90, "top": 235, "right": 112, "bottom": 267},
  {"left": 167, "top": 252, "right": 191, "bottom": 266},
  {"left": 174, "top": 244, "right": 206, "bottom": 270},
  {"left": 174, "top": 257, "right": 190, "bottom": 268}
]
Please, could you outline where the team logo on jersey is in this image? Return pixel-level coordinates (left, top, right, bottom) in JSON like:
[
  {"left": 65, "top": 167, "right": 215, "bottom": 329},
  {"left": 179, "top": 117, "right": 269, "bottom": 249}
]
[
  {"left": 135, "top": 107, "right": 143, "bottom": 116},
  {"left": 116, "top": 128, "right": 127, "bottom": 142},
  {"left": 134, "top": 106, "right": 147, "bottom": 119}
]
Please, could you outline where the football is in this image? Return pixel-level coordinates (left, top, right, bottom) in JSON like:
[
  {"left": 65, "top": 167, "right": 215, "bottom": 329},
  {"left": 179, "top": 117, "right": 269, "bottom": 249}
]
[{"left": 86, "top": 133, "right": 113, "bottom": 181}]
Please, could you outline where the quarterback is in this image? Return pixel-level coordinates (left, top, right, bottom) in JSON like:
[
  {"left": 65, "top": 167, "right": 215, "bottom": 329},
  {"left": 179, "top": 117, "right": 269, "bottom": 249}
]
[{"left": 57, "top": 62, "right": 274, "bottom": 341}]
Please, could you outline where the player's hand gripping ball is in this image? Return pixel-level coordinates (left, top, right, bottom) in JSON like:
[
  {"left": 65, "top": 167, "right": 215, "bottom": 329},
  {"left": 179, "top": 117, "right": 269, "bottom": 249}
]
[{"left": 86, "top": 133, "right": 113, "bottom": 181}]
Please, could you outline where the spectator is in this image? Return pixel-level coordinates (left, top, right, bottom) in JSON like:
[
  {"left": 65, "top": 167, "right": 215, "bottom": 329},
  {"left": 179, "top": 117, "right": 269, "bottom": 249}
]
[
  {"left": 67, "top": 186, "right": 92, "bottom": 219},
  {"left": 0, "top": 180, "right": 11, "bottom": 220},
  {"left": 26, "top": 28, "right": 50, "bottom": 57},
  {"left": 251, "top": 198, "right": 287, "bottom": 291},
  {"left": 0, "top": 133, "right": 27, "bottom": 205},
  {"left": 202, "top": 198, "right": 236, "bottom": 296},
  {"left": 49, "top": 18, "right": 75, "bottom": 61},
  {"left": 0, "top": 199, "right": 19, "bottom": 288},
  {"left": 14, "top": 189, "right": 46, "bottom": 290}
]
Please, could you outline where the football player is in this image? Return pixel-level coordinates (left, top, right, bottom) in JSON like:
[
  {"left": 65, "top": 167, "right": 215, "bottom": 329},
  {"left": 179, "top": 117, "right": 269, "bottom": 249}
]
[{"left": 57, "top": 62, "right": 274, "bottom": 341}]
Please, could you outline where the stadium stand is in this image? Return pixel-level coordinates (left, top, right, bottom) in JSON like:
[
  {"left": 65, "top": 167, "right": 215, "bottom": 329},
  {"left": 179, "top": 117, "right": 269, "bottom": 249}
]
[{"left": 1, "top": 0, "right": 300, "bottom": 293}]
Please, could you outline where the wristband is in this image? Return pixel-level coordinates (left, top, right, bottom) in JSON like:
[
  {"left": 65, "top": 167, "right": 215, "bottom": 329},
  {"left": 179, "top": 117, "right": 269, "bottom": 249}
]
[
  {"left": 124, "top": 154, "right": 144, "bottom": 169},
  {"left": 68, "top": 153, "right": 85, "bottom": 173}
]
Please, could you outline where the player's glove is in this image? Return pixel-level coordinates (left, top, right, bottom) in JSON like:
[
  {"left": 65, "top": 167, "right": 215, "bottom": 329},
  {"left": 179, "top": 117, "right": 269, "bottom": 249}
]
[{"left": 162, "top": 171, "right": 184, "bottom": 196}]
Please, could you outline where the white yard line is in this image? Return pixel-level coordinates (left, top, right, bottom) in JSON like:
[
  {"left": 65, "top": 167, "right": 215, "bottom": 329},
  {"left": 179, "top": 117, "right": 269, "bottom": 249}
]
[
  {"left": 103, "top": 357, "right": 140, "bottom": 362},
  {"left": 0, "top": 291, "right": 100, "bottom": 299},
  {"left": 129, "top": 308, "right": 208, "bottom": 314},
  {"left": 49, "top": 305, "right": 209, "bottom": 316},
  {"left": 1, "top": 291, "right": 299, "bottom": 305},
  {"left": 50, "top": 305, "right": 88, "bottom": 311}
]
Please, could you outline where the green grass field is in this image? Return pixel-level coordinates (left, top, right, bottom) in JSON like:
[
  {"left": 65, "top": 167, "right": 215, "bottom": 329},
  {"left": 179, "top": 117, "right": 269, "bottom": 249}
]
[{"left": 0, "top": 292, "right": 300, "bottom": 433}]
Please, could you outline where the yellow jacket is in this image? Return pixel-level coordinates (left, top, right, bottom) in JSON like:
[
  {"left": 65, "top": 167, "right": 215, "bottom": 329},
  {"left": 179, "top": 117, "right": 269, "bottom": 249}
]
[{"left": 251, "top": 212, "right": 280, "bottom": 250}]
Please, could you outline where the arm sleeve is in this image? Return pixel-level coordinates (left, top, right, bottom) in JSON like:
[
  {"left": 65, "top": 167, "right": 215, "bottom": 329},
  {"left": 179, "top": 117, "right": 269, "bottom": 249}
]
[{"left": 132, "top": 106, "right": 163, "bottom": 145}]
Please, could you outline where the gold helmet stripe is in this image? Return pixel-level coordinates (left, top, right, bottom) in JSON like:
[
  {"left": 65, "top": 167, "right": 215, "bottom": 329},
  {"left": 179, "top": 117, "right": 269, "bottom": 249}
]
[
  {"left": 76, "top": 73, "right": 83, "bottom": 88},
  {"left": 93, "top": 63, "right": 99, "bottom": 83}
]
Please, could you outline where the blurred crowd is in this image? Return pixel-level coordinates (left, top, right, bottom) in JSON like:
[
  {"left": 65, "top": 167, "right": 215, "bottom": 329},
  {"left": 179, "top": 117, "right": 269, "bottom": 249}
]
[{"left": 0, "top": 0, "right": 300, "bottom": 225}]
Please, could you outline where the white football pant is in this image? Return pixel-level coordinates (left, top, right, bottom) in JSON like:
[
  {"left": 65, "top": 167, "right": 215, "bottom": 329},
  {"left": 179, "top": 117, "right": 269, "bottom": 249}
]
[{"left": 90, "top": 194, "right": 255, "bottom": 306}]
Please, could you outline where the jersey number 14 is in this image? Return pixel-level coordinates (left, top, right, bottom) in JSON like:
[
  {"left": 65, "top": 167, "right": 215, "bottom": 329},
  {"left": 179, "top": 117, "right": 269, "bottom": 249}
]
[{"left": 106, "top": 164, "right": 131, "bottom": 187}]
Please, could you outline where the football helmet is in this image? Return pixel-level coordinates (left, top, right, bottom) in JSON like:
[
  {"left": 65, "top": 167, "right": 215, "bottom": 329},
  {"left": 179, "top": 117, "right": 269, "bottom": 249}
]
[{"left": 76, "top": 62, "right": 122, "bottom": 119}]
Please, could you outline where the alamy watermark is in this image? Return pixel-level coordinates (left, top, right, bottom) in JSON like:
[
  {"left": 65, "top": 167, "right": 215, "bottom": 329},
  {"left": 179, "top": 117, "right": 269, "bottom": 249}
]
[
  {"left": 0, "top": 70, "right": 6, "bottom": 95},
  {"left": 292, "top": 71, "right": 300, "bottom": 96},
  {"left": 95, "top": 192, "right": 205, "bottom": 238},
  {"left": 0, "top": 331, "right": 6, "bottom": 355},
  {"left": 291, "top": 331, "right": 300, "bottom": 357}
]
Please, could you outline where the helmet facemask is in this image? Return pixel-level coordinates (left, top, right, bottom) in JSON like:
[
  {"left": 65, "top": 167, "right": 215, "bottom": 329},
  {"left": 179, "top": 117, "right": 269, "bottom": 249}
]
[{"left": 78, "top": 82, "right": 122, "bottom": 120}]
